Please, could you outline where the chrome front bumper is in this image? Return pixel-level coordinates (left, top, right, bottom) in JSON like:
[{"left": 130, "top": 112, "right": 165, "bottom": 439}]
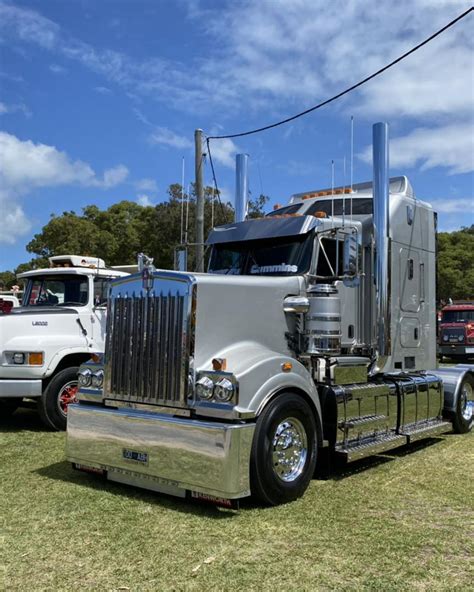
[
  {"left": 66, "top": 404, "right": 255, "bottom": 499},
  {"left": 0, "top": 378, "right": 42, "bottom": 398}
]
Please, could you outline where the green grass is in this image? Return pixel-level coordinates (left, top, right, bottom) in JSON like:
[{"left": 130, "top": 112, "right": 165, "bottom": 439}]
[{"left": 1, "top": 407, "right": 473, "bottom": 592}]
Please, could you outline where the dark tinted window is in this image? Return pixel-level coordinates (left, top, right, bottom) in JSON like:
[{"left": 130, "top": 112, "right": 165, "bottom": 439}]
[
  {"left": 209, "top": 234, "right": 313, "bottom": 276},
  {"left": 442, "top": 310, "right": 474, "bottom": 322},
  {"left": 306, "top": 198, "right": 373, "bottom": 216},
  {"left": 316, "top": 238, "right": 344, "bottom": 277}
]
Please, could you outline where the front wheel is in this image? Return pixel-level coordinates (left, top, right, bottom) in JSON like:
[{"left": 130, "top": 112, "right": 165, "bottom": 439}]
[
  {"left": 250, "top": 393, "right": 318, "bottom": 505},
  {"left": 452, "top": 374, "right": 474, "bottom": 434},
  {"left": 0, "top": 397, "right": 22, "bottom": 418},
  {"left": 37, "top": 367, "right": 79, "bottom": 431}
]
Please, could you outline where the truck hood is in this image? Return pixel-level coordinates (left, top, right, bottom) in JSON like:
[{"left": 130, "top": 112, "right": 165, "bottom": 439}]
[
  {"left": 0, "top": 307, "right": 88, "bottom": 351},
  {"left": 193, "top": 273, "right": 303, "bottom": 369},
  {"left": 10, "top": 306, "right": 78, "bottom": 315}
]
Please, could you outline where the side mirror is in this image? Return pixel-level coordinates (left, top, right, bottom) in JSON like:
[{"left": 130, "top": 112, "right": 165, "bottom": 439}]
[{"left": 343, "top": 234, "right": 359, "bottom": 276}]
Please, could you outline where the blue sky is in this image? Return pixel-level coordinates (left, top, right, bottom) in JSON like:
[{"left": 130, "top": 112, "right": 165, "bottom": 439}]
[{"left": 0, "top": 0, "right": 473, "bottom": 270}]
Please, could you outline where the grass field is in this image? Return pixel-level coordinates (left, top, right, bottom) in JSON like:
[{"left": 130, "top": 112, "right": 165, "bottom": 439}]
[{"left": 1, "top": 407, "right": 473, "bottom": 592}]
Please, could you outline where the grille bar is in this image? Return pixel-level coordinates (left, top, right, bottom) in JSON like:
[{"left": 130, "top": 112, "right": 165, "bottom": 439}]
[{"left": 105, "top": 284, "right": 190, "bottom": 407}]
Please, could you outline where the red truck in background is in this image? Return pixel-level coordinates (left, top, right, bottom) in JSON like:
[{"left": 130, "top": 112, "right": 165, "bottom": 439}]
[{"left": 438, "top": 302, "right": 474, "bottom": 361}]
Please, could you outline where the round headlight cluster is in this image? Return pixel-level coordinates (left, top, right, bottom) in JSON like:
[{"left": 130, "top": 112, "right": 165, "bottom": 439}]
[
  {"left": 78, "top": 367, "right": 104, "bottom": 389},
  {"left": 214, "top": 378, "right": 234, "bottom": 402},
  {"left": 196, "top": 375, "right": 235, "bottom": 403},
  {"left": 443, "top": 335, "right": 449, "bottom": 342},
  {"left": 458, "top": 335, "right": 464, "bottom": 342},
  {"left": 91, "top": 369, "right": 104, "bottom": 388},
  {"left": 196, "top": 376, "right": 214, "bottom": 400}
]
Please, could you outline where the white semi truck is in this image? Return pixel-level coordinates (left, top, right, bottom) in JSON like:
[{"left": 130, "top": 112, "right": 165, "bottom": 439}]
[
  {"left": 0, "top": 255, "right": 131, "bottom": 430},
  {"left": 66, "top": 124, "right": 473, "bottom": 506}
]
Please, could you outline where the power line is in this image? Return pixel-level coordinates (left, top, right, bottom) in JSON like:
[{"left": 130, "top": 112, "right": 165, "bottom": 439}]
[{"left": 207, "top": 7, "right": 472, "bottom": 140}]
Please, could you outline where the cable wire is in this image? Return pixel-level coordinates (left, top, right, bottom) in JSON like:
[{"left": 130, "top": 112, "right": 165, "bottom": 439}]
[{"left": 207, "top": 7, "right": 472, "bottom": 140}]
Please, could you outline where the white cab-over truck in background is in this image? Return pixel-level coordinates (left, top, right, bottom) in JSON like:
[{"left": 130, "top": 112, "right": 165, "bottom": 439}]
[{"left": 0, "top": 255, "right": 131, "bottom": 430}]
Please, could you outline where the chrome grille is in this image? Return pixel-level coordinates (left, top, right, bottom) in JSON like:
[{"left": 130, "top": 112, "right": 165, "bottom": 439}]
[
  {"left": 105, "top": 280, "right": 191, "bottom": 407},
  {"left": 441, "top": 327, "right": 464, "bottom": 342}
]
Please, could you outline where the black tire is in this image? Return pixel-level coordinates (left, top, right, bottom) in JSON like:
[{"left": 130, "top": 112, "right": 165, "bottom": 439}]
[
  {"left": 250, "top": 393, "right": 318, "bottom": 506},
  {"left": 0, "top": 397, "right": 22, "bottom": 417},
  {"left": 452, "top": 374, "right": 474, "bottom": 434},
  {"left": 37, "top": 367, "right": 79, "bottom": 431}
]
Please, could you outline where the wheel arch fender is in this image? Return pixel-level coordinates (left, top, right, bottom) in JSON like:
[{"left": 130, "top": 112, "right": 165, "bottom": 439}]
[
  {"left": 43, "top": 349, "right": 94, "bottom": 390},
  {"left": 255, "top": 383, "right": 324, "bottom": 447},
  {"left": 432, "top": 364, "right": 474, "bottom": 414}
]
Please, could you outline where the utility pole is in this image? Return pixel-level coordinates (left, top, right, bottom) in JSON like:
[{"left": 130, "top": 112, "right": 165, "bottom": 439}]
[{"left": 194, "top": 128, "right": 204, "bottom": 272}]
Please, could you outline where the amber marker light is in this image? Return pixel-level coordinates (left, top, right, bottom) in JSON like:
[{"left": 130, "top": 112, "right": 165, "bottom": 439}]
[
  {"left": 212, "top": 358, "right": 227, "bottom": 371},
  {"left": 281, "top": 362, "right": 293, "bottom": 373},
  {"left": 28, "top": 352, "right": 44, "bottom": 365},
  {"left": 313, "top": 211, "right": 327, "bottom": 218}
]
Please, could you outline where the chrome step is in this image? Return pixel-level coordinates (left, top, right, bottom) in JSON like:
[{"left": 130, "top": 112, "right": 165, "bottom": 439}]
[
  {"left": 341, "top": 414, "right": 387, "bottom": 429},
  {"left": 400, "top": 419, "right": 452, "bottom": 443},
  {"left": 335, "top": 432, "right": 406, "bottom": 462}
]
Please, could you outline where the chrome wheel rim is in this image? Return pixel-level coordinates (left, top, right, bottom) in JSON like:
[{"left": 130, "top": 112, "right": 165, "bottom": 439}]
[
  {"left": 272, "top": 417, "right": 308, "bottom": 482},
  {"left": 57, "top": 380, "right": 78, "bottom": 418},
  {"left": 460, "top": 382, "right": 473, "bottom": 422}
]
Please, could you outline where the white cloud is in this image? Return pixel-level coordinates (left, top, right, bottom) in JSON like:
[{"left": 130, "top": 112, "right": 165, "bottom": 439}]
[
  {"left": 149, "top": 127, "right": 193, "bottom": 150},
  {"left": 101, "top": 164, "right": 129, "bottom": 188},
  {"left": 49, "top": 63, "right": 67, "bottom": 74},
  {"left": 136, "top": 194, "right": 154, "bottom": 207},
  {"left": 2, "top": 0, "right": 472, "bottom": 118},
  {"left": 0, "top": 131, "right": 129, "bottom": 244},
  {"left": 135, "top": 178, "right": 158, "bottom": 192},
  {"left": 95, "top": 86, "right": 112, "bottom": 94},
  {"left": 0, "top": 101, "right": 31, "bottom": 117},
  {"left": 207, "top": 137, "right": 239, "bottom": 168},
  {"left": 359, "top": 123, "right": 474, "bottom": 175},
  {"left": 1, "top": 0, "right": 473, "bottom": 172},
  {"left": 430, "top": 197, "right": 474, "bottom": 214}
]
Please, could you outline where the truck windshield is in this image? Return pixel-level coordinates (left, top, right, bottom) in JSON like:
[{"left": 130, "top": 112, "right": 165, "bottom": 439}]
[
  {"left": 441, "top": 310, "right": 474, "bottom": 323},
  {"left": 23, "top": 275, "right": 89, "bottom": 307},
  {"left": 208, "top": 234, "right": 313, "bottom": 276}
]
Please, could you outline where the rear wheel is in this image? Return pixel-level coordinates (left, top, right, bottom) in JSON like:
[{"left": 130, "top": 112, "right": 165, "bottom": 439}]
[
  {"left": 250, "top": 393, "right": 318, "bottom": 505},
  {"left": 0, "top": 397, "right": 22, "bottom": 417},
  {"left": 37, "top": 367, "right": 79, "bottom": 431},
  {"left": 452, "top": 374, "right": 474, "bottom": 434}
]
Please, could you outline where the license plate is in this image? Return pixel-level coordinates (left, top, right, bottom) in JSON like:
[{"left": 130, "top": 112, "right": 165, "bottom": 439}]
[
  {"left": 122, "top": 448, "right": 148, "bottom": 465},
  {"left": 466, "top": 347, "right": 474, "bottom": 354}
]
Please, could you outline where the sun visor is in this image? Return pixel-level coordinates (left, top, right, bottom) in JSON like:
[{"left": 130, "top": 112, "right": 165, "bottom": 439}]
[{"left": 206, "top": 215, "right": 320, "bottom": 245}]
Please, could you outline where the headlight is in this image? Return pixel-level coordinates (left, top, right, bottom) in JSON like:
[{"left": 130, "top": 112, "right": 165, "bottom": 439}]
[
  {"left": 458, "top": 335, "right": 464, "bottom": 342},
  {"left": 196, "top": 376, "right": 214, "bottom": 400},
  {"left": 214, "top": 378, "right": 234, "bottom": 402},
  {"left": 78, "top": 368, "right": 92, "bottom": 387},
  {"left": 91, "top": 369, "right": 104, "bottom": 388},
  {"left": 443, "top": 335, "right": 448, "bottom": 342},
  {"left": 13, "top": 353, "right": 25, "bottom": 364}
]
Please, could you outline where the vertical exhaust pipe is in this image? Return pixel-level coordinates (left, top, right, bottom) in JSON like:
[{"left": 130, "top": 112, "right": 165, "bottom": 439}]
[
  {"left": 235, "top": 153, "right": 249, "bottom": 223},
  {"left": 372, "top": 122, "right": 391, "bottom": 372}
]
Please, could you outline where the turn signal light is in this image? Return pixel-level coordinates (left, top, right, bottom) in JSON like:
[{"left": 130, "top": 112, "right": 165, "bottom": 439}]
[
  {"left": 281, "top": 362, "right": 293, "bottom": 373},
  {"left": 212, "top": 358, "right": 227, "bottom": 371},
  {"left": 28, "top": 352, "right": 44, "bottom": 366}
]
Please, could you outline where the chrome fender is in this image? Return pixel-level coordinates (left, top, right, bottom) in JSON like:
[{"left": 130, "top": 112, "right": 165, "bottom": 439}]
[{"left": 430, "top": 364, "right": 474, "bottom": 413}]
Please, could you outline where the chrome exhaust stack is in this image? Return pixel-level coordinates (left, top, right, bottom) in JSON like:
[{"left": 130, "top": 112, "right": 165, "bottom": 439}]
[
  {"left": 372, "top": 122, "right": 391, "bottom": 373},
  {"left": 235, "top": 153, "right": 249, "bottom": 223}
]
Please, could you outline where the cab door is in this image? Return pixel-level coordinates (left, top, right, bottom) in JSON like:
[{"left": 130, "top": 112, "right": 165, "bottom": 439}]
[{"left": 90, "top": 276, "right": 114, "bottom": 349}]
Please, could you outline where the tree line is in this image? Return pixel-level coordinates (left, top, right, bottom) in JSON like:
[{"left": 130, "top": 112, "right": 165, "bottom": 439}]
[
  {"left": 0, "top": 184, "right": 267, "bottom": 284},
  {"left": 1, "top": 185, "right": 473, "bottom": 302}
]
